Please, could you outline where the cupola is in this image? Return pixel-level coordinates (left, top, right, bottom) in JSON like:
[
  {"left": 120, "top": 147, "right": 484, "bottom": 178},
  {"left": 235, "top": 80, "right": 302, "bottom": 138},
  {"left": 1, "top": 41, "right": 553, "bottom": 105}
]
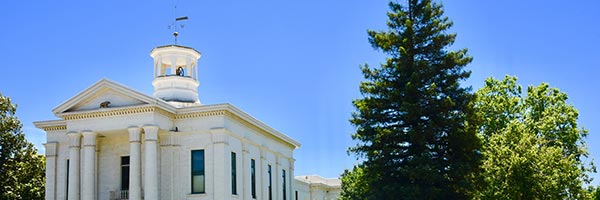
[{"left": 150, "top": 45, "right": 201, "bottom": 107}]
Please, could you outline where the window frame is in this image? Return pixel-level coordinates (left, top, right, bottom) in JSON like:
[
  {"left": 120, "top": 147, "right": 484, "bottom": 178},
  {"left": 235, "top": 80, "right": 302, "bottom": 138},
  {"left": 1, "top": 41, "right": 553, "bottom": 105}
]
[
  {"left": 283, "top": 169, "right": 287, "bottom": 200},
  {"left": 231, "top": 152, "right": 237, "bottom": 195},
  {"left": 191, "top": 149, "right": 206, "bottom": 194},
  {"left": 121, "top": 156, "right": 130, "bottom": 191},
  {"left": 251, "top": 159, "right": 256, "bottom": 198}
]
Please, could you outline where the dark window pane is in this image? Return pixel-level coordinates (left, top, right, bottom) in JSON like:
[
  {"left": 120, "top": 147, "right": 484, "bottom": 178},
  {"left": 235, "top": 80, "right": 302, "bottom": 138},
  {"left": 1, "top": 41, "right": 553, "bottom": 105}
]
[
  {"left": 251, "top": 159, "right": 256, "bottom": 198},
  {"left": 121, "top": 166, "right": 130, "bottom": 190},
  {"left": 268, "top": 165, "right": 272, "bottom": 200},
  {"left": 121, "top": 156, "right": 130, "bottom": 165},
  {"left": 192, "top": 150, "right": 205, "bottom": 173},
  {"left": 66, "top": 159, "right": 69, "bottom": 200},
  {"left": 231, "top": 152, "right": 237, "bottom": 195},
  {"left": 283, "top": 169, "right": 286, "bottom": 200}
]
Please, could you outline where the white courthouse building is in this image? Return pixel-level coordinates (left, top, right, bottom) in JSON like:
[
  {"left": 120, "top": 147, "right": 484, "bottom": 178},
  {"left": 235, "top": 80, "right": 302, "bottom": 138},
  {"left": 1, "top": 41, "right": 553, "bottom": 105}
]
[{"left": 34, "top": 44, "right": 340, "bottom": 200}]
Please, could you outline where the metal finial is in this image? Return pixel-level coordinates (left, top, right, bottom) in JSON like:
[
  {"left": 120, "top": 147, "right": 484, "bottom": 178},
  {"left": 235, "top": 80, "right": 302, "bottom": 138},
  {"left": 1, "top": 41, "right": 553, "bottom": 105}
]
[{"left": 169, "top": 16, "right": 188, "bottom": 44}]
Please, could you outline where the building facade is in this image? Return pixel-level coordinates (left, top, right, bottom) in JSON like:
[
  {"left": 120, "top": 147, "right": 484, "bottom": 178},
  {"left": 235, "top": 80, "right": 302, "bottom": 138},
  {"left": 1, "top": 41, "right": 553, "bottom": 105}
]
[
  {"left": 35, "top": 44, "right": 340, "bottom": 200},
  {"left": 294, "top": 176, "right": 341, "bottom": 200}
]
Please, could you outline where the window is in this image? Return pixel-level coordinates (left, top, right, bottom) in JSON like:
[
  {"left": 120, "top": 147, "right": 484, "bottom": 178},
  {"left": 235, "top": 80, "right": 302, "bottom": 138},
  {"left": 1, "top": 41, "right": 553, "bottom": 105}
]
[
  {"left": 191, "top": 150, "right": 205, "bottom": 194},
  {"left": 231, "top": 152, "right": 237, "bottom": 195},
  {"left": 121, "top": 156, "right": 130, "bottom": 190},
  {"left": 66, "top": 159, "right": 69, "bottom": 200},
  {"left": 283, "top": 169, "right": 287, "bottom": 200},
  {"left": 268, "top": 165, "right": 272, "bottom": 200},
  {"left": 251, "top": 159, "right": 256, "bottom": 198},
  {"left": 295, "top": 191, "right": 298, "bottom": 200}
]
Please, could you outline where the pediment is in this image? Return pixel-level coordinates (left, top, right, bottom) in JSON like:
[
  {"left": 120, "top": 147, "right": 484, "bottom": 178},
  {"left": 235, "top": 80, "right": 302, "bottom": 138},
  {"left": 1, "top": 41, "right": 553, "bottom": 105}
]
[
  {"left": 65, "top": 88, "right": 146, "bottom": 112},
  {"left": 53, "top": 79, "right": 173, "bottom": 115}
]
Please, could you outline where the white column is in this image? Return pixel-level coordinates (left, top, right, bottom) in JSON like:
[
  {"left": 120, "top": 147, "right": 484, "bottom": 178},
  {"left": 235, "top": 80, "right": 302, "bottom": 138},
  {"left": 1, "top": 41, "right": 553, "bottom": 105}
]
[
  {"left": 143, "top": 125, "right": 160, "bottom": 200},
  {"left": 156, "top": 57, "right": 163, "bottom": 77},
  {"left": 67, "top": 132, "right": 81, "bottom": 200},
  {"left": 185, "top": 57, "right": 191, "bottom": 77},
  {"left": 128, "top": 127, "right": 142, "bottom": 200},
  {"left": 44, "top": 142, "right": 58, "bottom": 200},
  {"left": 81, "top": 130, "right": 97, "bottom": 200},
  {"left": 171, "top": 57, "right": 177, "bottom": 75},
  {"left": 193, "top": 62, "right": 198, "bottom": 80}
]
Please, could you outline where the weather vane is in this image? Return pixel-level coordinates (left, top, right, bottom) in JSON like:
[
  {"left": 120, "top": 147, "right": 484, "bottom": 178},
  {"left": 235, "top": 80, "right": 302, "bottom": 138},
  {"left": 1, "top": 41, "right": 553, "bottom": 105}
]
[{"left": 168, "top": 4, "right": 189, "bottom": 44}]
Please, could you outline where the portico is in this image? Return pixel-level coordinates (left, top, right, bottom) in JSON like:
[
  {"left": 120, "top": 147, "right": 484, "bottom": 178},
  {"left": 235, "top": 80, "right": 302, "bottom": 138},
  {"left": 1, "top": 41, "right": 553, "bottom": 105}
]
[{"left": 60, "top": 125, "right": 161, "bottom": 200}]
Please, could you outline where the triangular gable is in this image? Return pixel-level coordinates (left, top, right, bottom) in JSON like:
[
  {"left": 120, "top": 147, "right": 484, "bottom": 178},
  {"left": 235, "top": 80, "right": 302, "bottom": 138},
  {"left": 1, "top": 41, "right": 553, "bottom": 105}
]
[{"left": 52, "top": 79, "right": 174, "bottom": 115}]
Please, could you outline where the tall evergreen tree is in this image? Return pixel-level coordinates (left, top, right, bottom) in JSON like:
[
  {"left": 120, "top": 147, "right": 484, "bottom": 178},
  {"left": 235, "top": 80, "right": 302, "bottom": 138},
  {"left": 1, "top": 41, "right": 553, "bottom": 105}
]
[
  {"left": 342, "top": 0, "right": 480, "bottom": 199},
  {"left": 0, "top": 92, "right": 45, "bottom": 200}
]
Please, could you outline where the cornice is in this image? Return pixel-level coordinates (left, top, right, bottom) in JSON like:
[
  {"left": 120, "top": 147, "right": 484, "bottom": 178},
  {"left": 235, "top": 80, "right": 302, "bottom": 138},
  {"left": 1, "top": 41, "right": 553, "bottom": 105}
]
[
  {"left": 177, "top": 104, "right": 301, "bottom": 149},
  {"left": 224, "top": 105, "right": 301, "bottom": 148},
  {"left": 42, "top": 98, "right": 301, "bottom": 149},
  {"left": 175, "top": 109, "right": 226, "bottom": 119},
  {"left": 43, "top": 125, "right": 67, "bottom": 131},
  {"left": 60, "top": 105, "right": 158, "bottom": 120},
  {"left": 33, "top": 120, "right": 67, "bottom": 132}
]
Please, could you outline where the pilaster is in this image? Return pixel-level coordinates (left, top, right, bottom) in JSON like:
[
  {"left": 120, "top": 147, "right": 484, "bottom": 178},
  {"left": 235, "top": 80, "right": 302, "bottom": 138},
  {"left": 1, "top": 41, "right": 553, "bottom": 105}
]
[
  {"left": 288, "top": 157, "right": 295, "bottom": 200},
  {"left": 259, "top": 146, "right": 267, "bottom": 200},
  {"left": 211, "top": 127, "right": 229, "bottom": 200},
  {"left": 276, "top": 155, "right": 282, "bottom": 200},
  {"left": 160, "top": 131, "right": 178, "bottom": 200},
  {"left": 44, "top": 142, "right": 58, "bottom": 200}
]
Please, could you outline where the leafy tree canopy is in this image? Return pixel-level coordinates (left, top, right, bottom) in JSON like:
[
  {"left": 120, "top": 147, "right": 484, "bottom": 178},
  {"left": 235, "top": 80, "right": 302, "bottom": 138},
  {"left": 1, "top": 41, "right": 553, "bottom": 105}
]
[
  {"left": 0, "top": 92, "right": 45, "bottom": 200},
  {"left": 472, "top": 76, "right": 594, "bottom": 199}
]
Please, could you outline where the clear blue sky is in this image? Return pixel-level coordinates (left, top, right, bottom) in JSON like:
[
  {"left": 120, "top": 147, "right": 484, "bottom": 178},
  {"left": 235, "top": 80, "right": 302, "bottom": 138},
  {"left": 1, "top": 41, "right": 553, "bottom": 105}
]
[{"left": 1, "top": 0, "right": 599, "bottom": 184}]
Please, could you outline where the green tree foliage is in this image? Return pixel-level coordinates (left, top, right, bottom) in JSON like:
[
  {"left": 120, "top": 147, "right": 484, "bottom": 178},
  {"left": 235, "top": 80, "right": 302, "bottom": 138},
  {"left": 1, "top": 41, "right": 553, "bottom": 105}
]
[
  {"left": 0, "top": 93, "right": 45, "bottom": 200},
  {"left": 342, "top": 0, "right": 480, "bottom": 199},
  {"left": 472, "top": 76, "right": 594, "bottom": 199},
  {"left": 339, "top": 165, "right": 368, "bottom": 200}
]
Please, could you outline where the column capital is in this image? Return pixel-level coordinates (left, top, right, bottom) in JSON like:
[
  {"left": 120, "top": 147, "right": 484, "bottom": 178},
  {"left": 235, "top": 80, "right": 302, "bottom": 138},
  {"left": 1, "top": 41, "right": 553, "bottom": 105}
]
[
  {"left": 260, "top": 147, "right": 266, "bottom": 160},
  {"left": 143, "top": 125, "right": 159, "bottom": 141},
  {"left": 160, "top": 131, "right": 180, "bottom": 146},
  {"left": 44, "top": 142, "right": 59, "bottom": 157},
  {"left": 82, "top": 130, "right": 97, "bottom": 146},
  {"left": 67, "top": 131, "right": 81, "bottom": 147},
  {"left": 288, "top": 158, "right": 295, "bottom": 170},
  {"left": 242, "top": 143, "right": 249, "bottom": 154},
  {"left": 210, "top": 127, "right": 229, "bottom": 145},
  {"left": 128, "top": 126, "right": 142, "bottom": 143}
]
